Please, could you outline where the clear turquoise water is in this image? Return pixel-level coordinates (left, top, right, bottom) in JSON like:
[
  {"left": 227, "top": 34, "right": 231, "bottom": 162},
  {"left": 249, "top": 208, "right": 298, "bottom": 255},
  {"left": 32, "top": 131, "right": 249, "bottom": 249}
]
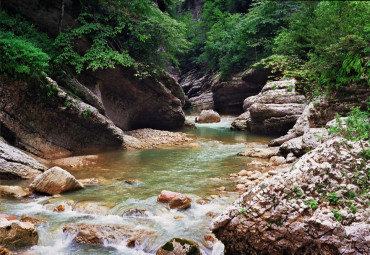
[{"left": 0, "top": 117, "right": 274, "bottom": 255}]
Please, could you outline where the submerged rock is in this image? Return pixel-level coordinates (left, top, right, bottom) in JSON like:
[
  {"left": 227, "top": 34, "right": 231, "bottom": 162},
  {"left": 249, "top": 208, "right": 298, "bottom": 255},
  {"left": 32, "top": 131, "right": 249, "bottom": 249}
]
[
  {"left": 20, "top": 216, "right": 46, "bottom": 225},
  {"left": 156, "top": 238, "right": 201, "bottom": 255},
  {"left": 0, "top": 139, "right": 46, "bottom": 180},
  {"left": 0, "top": 186, "right": 31, "bottom": 199},
  {"left": 195, "top": 110, "right": 221, "bottom": 124},
  {"left": 211, "top": 138, "right": 370, "bottom": 254},
  {"left": 122, "top": 208, "right": 150, "bottom": 218},
  {"left": 0, "top": 218, "right": 38, "bottom": 247},
  {"left": 73, "top": 202, "right": 112, "bottom": 216},
  {"left": 63, "top": 223, "right": 156, "bottom": 249},
  {"left": 29, "top": 166, "right": 84, "bottom": 195}
]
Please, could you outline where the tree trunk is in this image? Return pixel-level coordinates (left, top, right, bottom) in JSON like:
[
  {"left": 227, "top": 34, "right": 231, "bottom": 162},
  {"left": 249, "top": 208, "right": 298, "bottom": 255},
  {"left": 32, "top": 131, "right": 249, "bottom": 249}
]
[{"left": 58, "top": 0, "right": 65, "bottom": 34}]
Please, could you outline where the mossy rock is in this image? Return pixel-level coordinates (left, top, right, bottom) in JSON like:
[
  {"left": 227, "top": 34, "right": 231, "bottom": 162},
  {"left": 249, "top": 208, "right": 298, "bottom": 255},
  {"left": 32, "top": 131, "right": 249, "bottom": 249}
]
[{"left": 156, "top": 238, "right": 201, "bottom": 255}]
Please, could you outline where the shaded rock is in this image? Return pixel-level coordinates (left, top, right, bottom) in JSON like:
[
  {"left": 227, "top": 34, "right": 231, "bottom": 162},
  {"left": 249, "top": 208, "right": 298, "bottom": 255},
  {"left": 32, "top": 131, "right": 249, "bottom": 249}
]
[
  {"left": 0, "top": 140, "right": 46, "bottom": 180},
  {"left": 73, "top": 202, "right": 112, "bottom": 215},
  {"left": 237, "top": 147, "right": 279, "bottom": 158},
  {"left": 123, "top": 208, "right": 150, "bottom": 218},
  {"left": 0, "top": 219, "right": 38, "bottom": 247},
  {"left": 179, "top": 69, "right": 214, "bottom": 111},
  {"left": 29, "top": 166, "right": 84, "bottom": 195},
  {"left": 230, "top": 112, "right": 250, "bottom": 131},
  {"left": 169, "top": 195, "right": 192, "bottom": 210},
  {"left": 213, "top": 68, "right": 272, "bottom": 114},
  {"left": 63, "top": 223, "right": 156, "bottom": 249},
  {"left": 280, "top": 128, "right": 329, "bottom": 157},
  {"left": 127, "top": 129, "right": 191, "bottom": 149},
  {"left": 0, "top": 186, "right": 31, "bottom": 199},
  {"left": 232, "top": 80, "right": 306, "bottom": 135},
  {"left": 0, "top": 76, "right": 141, "bottom": 159},
  {"left": 212, "top": 138, "right": 370, "bottom": 255},
  {"left": 156, "top": 238, "right": 201, "bottom": 255},
  {"left": 20, "top": 216, "right": 46, "bottom": 225},
  {"left": 195, "top": 110, "right": 221, "bottom": 124}
]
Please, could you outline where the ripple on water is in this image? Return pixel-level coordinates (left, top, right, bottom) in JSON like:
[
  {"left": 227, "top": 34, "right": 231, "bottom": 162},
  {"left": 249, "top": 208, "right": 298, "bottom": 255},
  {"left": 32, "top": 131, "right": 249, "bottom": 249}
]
[{"left": 0, "top": 116, "right": 276, "bottom": 254}]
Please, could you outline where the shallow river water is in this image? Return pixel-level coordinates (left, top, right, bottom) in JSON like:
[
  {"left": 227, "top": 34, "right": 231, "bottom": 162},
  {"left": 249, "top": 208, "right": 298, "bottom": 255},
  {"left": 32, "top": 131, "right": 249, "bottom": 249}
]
[{"left": 0, "top": 117, "right": 274, "bottom": 254}]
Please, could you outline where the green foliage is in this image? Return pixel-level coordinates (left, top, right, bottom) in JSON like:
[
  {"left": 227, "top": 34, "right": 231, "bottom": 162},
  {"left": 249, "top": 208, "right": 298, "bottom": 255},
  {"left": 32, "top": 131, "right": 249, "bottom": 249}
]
[
  {"left": 0, "top": 11, "right": 52, "bottom": 80},
  {"left": 350, "top": 204, "right": 358, "bottom": 214},
  {"left": 239, "top": 208, "right": 247, "bottom": 215},
  {"left": 82, "top": 109, "right": 92, "bottom": 119},
  {"left": 198, "top": 0, "right": 300, "bottom": 78},
  {"left": 0, "top": 31, "right": 49, "bottom": 80},
  {"left": 331, "top": 209, "right": 343, "bottom": 222},
  {"left": 55, "top": 1, "right": 189, "bottom": 74},
  {"left": 272, "top": 1, "right": 369, "bottom": 90},
  {"left": 305, "top": 199, "right": 318, "bottom": 210},
  {"left": 327, "top": 192, "right": 340, "bottom": 205},
  {"left": 328, "top": 105, "right": 370, "bottom": 142}
]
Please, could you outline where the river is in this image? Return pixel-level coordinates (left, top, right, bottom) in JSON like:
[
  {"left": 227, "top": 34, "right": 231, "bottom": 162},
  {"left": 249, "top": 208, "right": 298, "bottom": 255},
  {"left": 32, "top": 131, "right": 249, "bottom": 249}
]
[{"left": 0, "top": 117, "right": 274, "bottom": 254}]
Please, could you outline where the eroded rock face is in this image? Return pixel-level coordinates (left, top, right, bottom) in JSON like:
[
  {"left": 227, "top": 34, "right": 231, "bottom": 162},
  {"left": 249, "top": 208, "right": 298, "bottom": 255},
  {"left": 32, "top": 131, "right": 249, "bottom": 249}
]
[
  {"left": 0, "top": 139, "right": 46, "bottom": 180},
  {"left": 79, "top": 68, "right": 185, "bottom": 131},
  {"left": 0, "top": 77, "right": 141, "bottom": 159},
  {"left": 156, "top": 238, "right": 201, "bottom": 255},
  {"left": 179, "top": 69, "right": 214, "bottom": 111},
  {"left": 195, "top": 110, "right": 221, "bottom": 123},
  {"left": 0, "top": 218, "right": 38, "bottom": 247},
  {"left": 212, "top": 69, "right": 273, "bottom": 114},
  {"left": 29, "top": 166, "right": 84, "bottom": 195},
  {"left": 232, "top": 80, "right": 306, "bottom": 135},
  {"left": 212, "top": 138, "right": 369, "bottom": 255},
  {"left": 63, "top": 223, "right": 156, "bottom": 249}
]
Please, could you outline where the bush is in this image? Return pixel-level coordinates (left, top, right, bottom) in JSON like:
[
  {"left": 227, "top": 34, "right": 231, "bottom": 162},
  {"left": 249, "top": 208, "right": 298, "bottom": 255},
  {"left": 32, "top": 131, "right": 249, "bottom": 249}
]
[{"left": 0, "top": 32, "right": 49, "bottom": 80}]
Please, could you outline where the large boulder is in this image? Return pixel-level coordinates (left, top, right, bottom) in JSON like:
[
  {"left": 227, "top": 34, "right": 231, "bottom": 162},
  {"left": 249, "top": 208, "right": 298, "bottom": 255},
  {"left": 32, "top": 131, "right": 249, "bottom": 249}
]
[
  {"left": 0, "top": 218, "right": 38, "bottom": 247},
  {"left": 63, "top": 223, "right": 156, "bottom": 249},
  {"left": 195, "top": 110, "right": 221, "bottom": 124},
  {"left": 29, "top": 166, "right": 84, "bottom": 195},
  {"left": 0, "top": 76, "right": 142, "bottom": 159},
  {"left": 156, "top": 238, "right": 201, "bottom": 255},
  {"left": 211, "top": 138, "right": 370, "bottom": 254},
  {"left": 231, "top": 80, "right": 306, "bottom": 135},
  {"left": 0, "top": 139, "right": 46, "bottom": 180}
]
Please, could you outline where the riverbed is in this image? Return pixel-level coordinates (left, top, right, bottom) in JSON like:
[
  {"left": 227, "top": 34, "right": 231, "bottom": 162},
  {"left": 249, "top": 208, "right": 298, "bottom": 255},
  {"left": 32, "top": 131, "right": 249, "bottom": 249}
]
[{"left": 0, "top": 117, "right": 274, "bottom": 254}]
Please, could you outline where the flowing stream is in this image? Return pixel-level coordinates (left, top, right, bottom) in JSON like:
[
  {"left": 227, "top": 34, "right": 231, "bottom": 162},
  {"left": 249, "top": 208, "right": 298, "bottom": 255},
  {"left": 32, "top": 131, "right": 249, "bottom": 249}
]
[{"left": 0, "top": 117, "right": 274, "bottom": 254}]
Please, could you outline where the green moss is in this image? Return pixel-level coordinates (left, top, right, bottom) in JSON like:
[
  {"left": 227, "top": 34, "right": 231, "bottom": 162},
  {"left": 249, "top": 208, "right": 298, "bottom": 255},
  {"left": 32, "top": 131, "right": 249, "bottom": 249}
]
[
  {"left": 187, "top": 245, "right": 200, "bottom": 255},
  {"left": 161, "top": 241, "right": 174, "bottom": 251}
]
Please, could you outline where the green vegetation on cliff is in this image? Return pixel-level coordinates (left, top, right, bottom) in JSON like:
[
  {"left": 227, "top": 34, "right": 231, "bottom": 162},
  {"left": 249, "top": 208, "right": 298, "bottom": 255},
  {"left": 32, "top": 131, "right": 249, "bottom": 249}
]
[{"left": 0, "top": 0, "right": 369, "bottom": 93}]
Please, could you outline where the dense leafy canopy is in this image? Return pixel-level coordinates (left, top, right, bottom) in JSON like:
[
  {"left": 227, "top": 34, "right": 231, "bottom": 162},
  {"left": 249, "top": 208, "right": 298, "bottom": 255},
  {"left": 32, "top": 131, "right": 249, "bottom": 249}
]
[{"left": 0, "top": 0, "right": 369, "bottom": 93}]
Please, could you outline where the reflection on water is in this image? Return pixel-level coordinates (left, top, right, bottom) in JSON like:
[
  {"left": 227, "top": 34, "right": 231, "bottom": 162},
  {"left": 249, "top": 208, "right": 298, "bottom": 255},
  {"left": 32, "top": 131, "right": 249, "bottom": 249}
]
[{"left": 0, "top": 117, "right": 275, "bottom": 254}]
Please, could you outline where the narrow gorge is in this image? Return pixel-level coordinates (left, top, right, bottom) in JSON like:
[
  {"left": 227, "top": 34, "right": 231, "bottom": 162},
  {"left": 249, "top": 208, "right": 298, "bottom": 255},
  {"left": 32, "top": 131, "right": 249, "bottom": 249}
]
[{"left": 0, "top": 1, "right": 369, "bottom": 255}]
